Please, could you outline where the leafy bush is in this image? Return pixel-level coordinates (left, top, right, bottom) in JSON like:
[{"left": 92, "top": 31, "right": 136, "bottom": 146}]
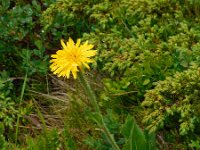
[
  {"left": 0, "top": 0, "right": 50, "bottom": 146},
  {"left": 81, "top": 0, "right": 200, "bottom": 107},
  {"left": 142, "top": 65, "right": 200, "bottom": 146},
  {"left": 0, "top": 123, "right": 8, "bottom": 150},
  {"left": 0, "top": 71, "right": 18, "bottom": 129},
  {"left": 0, "top": 0, "right": 49, "bottom": 76}
]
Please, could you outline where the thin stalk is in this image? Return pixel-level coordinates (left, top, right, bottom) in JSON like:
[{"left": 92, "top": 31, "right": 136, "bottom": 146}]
[
  {"left": 102, "top": 121, "right": 121, "bottom": 150},
  {"left": 78, "top": 71, "right": 120, "bottom": 150},
  {"left": 78, "top": 71, "right": 100, "bottom": 113},
  {"left": 15, "top": 72, "right": 28, "bottom": 144}
]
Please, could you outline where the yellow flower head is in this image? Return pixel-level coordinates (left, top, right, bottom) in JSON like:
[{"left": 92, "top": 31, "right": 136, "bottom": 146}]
[{"left": 50, "top": 38, "right": 97, "bottom": 79}]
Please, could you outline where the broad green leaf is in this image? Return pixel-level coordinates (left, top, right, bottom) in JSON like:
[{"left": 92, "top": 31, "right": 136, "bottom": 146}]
[
  {"left": 121, "top": 115, "right": 147, "bottom": 150},
  {"left": 144, "top": 130, "right": 156, "bottom": 150}
]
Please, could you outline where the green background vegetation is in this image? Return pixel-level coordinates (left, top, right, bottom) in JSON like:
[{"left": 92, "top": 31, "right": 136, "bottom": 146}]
[{"left": 0, "top": 0, "right": 200, "bottom": 149}]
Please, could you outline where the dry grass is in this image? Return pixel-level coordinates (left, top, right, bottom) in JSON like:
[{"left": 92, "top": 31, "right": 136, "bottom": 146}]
[{"left": 25, "top": 70, "right": 103, "bottom": 149}]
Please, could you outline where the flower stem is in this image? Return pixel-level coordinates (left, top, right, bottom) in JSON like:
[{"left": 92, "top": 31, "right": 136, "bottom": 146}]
[
  {"left": 78, "top": 71, "right": 120, "bottom": 150},
  {"left": 78, "top": 71, "right": 100, "bottom": 113}
]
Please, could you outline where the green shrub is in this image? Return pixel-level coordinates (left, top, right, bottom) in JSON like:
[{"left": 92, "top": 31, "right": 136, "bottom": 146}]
[
  {"left": 142, "top": 65, "right": 200, "bottom": 146},
  {"left": 0, "top": 0, "right": 50, "bottom": 146},
  {"left": 0, "top": 0, "right": 49, "bottom": 76},
  {"left": 0, "top": 123, "right": 8, "bottom": 150},
  {"left": 40, "top": 0, "right": 100, "bottom": 40},
  {"left": 81, "top": 0, "right": 200, "bottom": 106},
  {"left": 0, "top": 71, "right": 18, "bottom": 129}
]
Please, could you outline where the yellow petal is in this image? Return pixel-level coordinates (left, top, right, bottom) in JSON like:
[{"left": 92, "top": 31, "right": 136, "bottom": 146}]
[
  {"left": 80, "top": 44, "right": 94, "bottom": 52},
  {"left": 61, "top": 39, "right": 67, "bottom": 49},
  {"left": 83, "top": 50, "right": 97, "bottom": 57},
  {"left": 67, "top": 38, "right": 75, "bottom": 47},
  {"left": 76, "top": 39, "right": 81, "bottom": 47},
  {"left": 83, "top": 62, "right": 90, "bottom": 69},
  {"left": 71, "top": 67, "right": 78, "bottom": 79}
]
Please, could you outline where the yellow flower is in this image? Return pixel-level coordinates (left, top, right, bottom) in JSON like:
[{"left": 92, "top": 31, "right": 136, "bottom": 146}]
[{"left": 50, "top": 38, "right": 97, "bottom": 79}]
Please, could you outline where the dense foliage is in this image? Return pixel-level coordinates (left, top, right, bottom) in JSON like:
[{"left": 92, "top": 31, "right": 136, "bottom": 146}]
[
  {"left": 0, "top": 0, "right": 200, "bottom": 149},
  {"left": 142, "top": 65, "right": 200, "bottom": 148}
]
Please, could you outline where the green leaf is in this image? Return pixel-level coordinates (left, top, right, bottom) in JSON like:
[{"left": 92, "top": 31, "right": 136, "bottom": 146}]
[
  {"left": 121, "top": 115, "right": 147, "bottom": 150},
  {"left": 143, "top": 79, "right": 150, "bottom": 86},
  {"left": 34, "top": 40, "right": 43, "bottom": 50},
  {"left": 87, "top": 112, "right": 103, "bottom": 125},
  {"left": 2, "top": 0, "right": 10, "bottom": 10},
  {"left": 144, "top": 131, "right": 156, "bottom": 150},
  {"left": 32, "top": 0, "right": 41, "bottom": 12}
]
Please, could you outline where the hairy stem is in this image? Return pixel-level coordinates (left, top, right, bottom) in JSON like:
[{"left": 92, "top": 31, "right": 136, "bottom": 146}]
[{"left": 78, "top": 71, "right": 120, "bottom": 150}]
